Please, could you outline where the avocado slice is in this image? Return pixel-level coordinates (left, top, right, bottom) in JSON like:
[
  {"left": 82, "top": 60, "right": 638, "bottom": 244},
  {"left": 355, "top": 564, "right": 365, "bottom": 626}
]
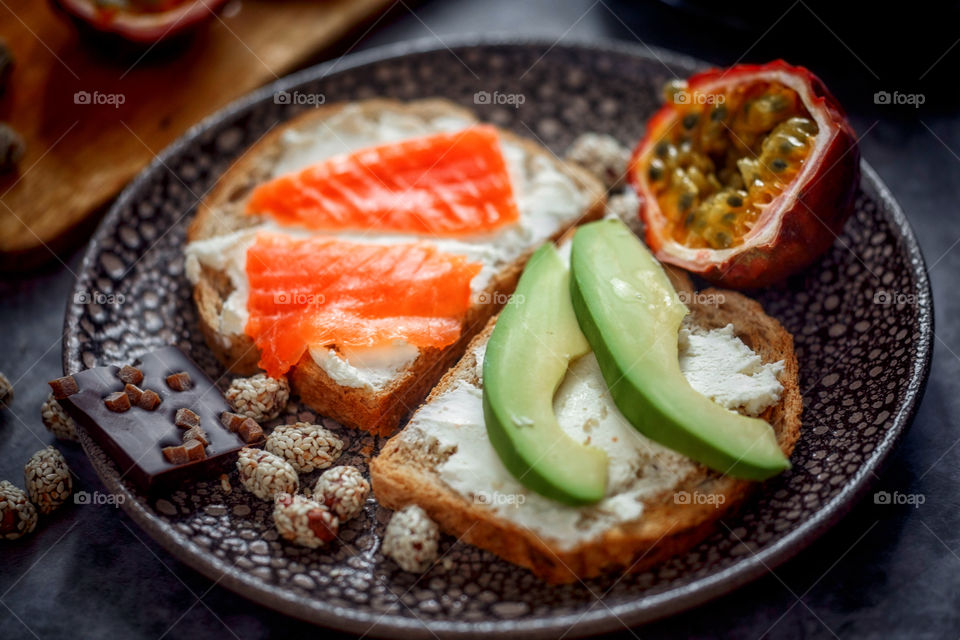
[
  {"left": 569, "top": 219, "right": 789, "bottom": 480},
  {"left": 483, "top": 244, "right": 608, "bottom": 505}
]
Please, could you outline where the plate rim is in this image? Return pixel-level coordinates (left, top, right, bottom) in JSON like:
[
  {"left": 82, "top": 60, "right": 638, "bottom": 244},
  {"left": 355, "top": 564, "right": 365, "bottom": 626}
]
[{"left": 62, "top": 35, "right": 935, "bottom": 639}]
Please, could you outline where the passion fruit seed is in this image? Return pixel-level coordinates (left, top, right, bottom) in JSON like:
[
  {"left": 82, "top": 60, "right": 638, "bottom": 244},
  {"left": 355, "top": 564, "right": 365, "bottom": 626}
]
[
  {"left": 795, "top": 118, "right": 817, "bottom": 135},
  {"left": 737, "top": 157, "right": 763, "bottom": 187},
  {"left": 763, "top": 94, "right": 789, "bottom": 112},
  {"left": 710, "top": 105, "right": 728, "bottom": 121},
  {"left": 740, "top": 93, "right": 794, "bottom": 132},
  {"left": 726, "top": 194, "right": 743, "bottom": 207},
  {"left": 682, "top": 113, "right": 699, "bottom": 130},
  {"left": 758, "top": 118, "right": 817, "bottom": 177},
  {"left": 716, "top": 167, "right": 741, "bottom": 189},
  {"left": 663, "top": 79, "right": 688, "bottom": 104},
  {"left": 648, "top": 159, "right": 664, "bottom": 181},
  {"left": 655, "top": 141, "right": 670, "bottom": 158}
]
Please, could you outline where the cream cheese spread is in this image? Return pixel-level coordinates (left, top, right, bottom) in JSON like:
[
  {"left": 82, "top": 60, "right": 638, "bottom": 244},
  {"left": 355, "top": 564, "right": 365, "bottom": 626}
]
[
  {"left": 308, "top": 341, "right": 420, "bottom": 391},
  {"left": 679, "top": 322, "right": 785, "bottom": 416}
]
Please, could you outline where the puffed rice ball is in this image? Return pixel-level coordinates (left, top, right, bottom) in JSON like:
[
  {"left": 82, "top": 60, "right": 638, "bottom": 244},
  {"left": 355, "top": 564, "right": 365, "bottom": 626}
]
[
  {"left": 0, "top": 372, "right": 13, "bottom": 409},
  {"left": 236, "top": 447, "right": 298, "bottom": 501},
  {"left": 0, "top": 481, "right": 37, "bottom": 540},
  {"left": 565, "top": 132, "right": 631, "bottom": 190},
  {"left": 273, "top": 493, "right": 339, "bottom": 548},
  {"left": 225, "top": 374, "right": 290, "bottom": 422},
  {"left": 265, "top": 422, "right": 343, "bottom": 473},
  {"left": 604, "top": 189, "right": 641, "bottom": 227},
  {"left": 382, "top": 505, "right": 439, "bottom": 573},
  {"left": 24, "top": 446, "right": 72, "bottom": 514},
  {"left": 41, "top": 393, "right": 78, "bottom": 441},
  {"left": 314, "top": 466, "right": 370, "bottom": 522}
]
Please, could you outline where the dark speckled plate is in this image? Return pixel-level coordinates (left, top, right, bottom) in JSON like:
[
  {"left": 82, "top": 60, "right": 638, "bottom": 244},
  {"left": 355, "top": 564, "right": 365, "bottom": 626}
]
[{"left": 62, "top": 38, "right": 933, "bottom": 638}]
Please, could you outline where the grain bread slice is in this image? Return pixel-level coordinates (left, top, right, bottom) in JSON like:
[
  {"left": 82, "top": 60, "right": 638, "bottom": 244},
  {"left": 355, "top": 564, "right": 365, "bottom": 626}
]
[
  {"left": 185, "top": 99, "right": 606, "bottom": 435},
  {"left": 370, "top": 280, "right": 802, "bottom": 584}
]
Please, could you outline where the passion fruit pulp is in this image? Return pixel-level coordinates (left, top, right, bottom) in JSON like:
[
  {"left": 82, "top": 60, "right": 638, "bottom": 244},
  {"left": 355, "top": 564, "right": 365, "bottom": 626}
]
[
  {"left": 52, "top": 0, "right": 228, "bottom": 46},
  {"left": 651, "top": 81, "right": 819, "bottom": 250},
  {"left": 630, "top": 61, "right": 860, "bottom": 289}
]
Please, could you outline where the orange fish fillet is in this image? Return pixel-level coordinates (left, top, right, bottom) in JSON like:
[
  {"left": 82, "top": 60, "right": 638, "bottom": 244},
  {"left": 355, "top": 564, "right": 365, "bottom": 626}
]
[
  {"left": 245, "top": 125, "right": 520, "bottom": 236},
  {"left": 245, "top": 233, "right": 482, "bottom": 377}
]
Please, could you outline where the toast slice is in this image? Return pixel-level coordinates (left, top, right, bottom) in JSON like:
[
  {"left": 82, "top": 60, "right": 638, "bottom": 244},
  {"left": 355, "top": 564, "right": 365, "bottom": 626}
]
[
  {"left": 370, "top": 280, "right": 802, "bottom": 584},
  {"left": 185, "top": 99, "right": 606, "bottom": 435}
]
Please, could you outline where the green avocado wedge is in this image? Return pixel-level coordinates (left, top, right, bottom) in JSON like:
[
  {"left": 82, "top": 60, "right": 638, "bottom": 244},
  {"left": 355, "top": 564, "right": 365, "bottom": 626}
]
[
  {"left": 569, "top": 219, "right": 790, "bottom": 481},
  {"left": 482, "top": 244, "right": 608, "bottom": 506}
]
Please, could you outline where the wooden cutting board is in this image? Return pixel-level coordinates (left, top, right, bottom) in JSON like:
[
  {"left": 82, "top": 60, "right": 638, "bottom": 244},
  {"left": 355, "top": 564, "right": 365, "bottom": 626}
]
[{"left": 0, "top": 0, "right": 393, "bottom": 270}]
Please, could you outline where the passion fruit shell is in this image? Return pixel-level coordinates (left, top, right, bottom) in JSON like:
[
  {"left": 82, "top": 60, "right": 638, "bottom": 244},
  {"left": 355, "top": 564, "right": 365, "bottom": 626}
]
[
  {"left": 629, "top": 60, "right": 860, "bottom": 289},
  {"left": 51, "top": 0, "right": 228, "bottom": 46}
]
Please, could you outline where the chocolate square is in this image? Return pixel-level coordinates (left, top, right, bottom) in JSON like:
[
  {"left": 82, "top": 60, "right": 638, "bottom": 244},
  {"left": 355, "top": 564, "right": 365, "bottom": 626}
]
[{"left": 56, "top": 346, "right": 256, "bottom": 493}]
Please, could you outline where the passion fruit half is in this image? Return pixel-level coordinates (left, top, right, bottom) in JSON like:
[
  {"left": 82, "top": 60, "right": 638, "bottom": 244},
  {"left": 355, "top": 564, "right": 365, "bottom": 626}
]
[
  {"left": 629, "top": 60, "right": 860, "bottom": 289},
  {"left": 52, "top": 0, "right": 228, "bottom": 46}
]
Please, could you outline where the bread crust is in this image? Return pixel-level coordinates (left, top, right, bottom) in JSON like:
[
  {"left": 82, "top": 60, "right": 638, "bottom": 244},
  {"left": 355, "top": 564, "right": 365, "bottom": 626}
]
[
  {"left": 187, "top": 99, "right": 606, "bottom": 434},
  {"left": 370, "top": 287, "right": 802, "bottom": 583}
]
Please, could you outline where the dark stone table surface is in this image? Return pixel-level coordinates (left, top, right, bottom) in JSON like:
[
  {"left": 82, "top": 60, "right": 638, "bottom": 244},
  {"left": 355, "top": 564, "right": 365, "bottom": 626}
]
[{"left": 2, "top": 1, "right": 958, "bottom": 638}]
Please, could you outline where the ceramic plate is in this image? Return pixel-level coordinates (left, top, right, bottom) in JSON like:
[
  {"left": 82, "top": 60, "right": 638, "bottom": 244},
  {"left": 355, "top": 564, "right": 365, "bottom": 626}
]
[{"left": 62, "top": 38, "right": 933, "bottom": 638}]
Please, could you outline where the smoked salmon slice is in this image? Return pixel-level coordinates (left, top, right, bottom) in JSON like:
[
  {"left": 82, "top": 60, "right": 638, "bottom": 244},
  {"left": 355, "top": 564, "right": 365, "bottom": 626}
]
[
  {"left": 245, "top": 233, "right": 482, "bottom": 377},
  {"left": 245, "top": 125, "right": 520, "bottom": 236}
]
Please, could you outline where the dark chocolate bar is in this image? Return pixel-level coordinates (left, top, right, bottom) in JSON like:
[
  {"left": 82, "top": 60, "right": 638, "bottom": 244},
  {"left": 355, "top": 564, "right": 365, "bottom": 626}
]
[{"left": 56, "top": 346, "right": 255, "bottom": 493}]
